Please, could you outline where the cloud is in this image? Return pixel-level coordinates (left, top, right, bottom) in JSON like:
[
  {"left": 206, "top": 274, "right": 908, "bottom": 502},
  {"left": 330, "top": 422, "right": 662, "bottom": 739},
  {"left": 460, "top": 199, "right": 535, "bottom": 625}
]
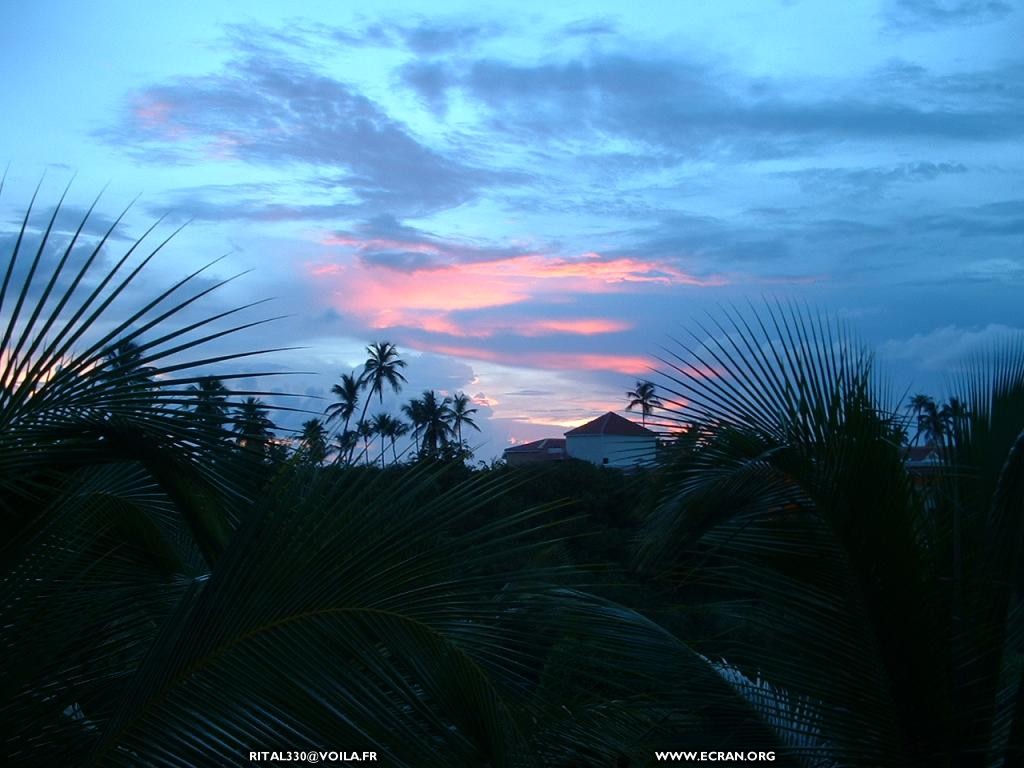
[
  {"left": 398, "top": 53, "right": 1024, "bottom": 163},
  {"left": 780, "top": 161, "right": 969, "bottom": 199},
  {"left": 880, "top": 323, "right": 1024, "bottom": 372},
  {"left": 309, "top": 245, "right": 718, "bottom": 325},
  {"left": 412, "top": 341, "right": 655, "bottom": 376},
  {"left": 310, "top": 223, "right": 724, "bottom": 339},
  {"left": 322, "top": 214, "right": 527, "bottom": 270},
  {"left": 883, "top": 0, "right": 1014, "bottom": 32},
  {"left": 905, "top": 198, "right": 1024, "bottom": 237},
  {"left": 329, "top": 17, "right": 506, "bottom": 54},
  {"left": 106, "top": 54, "right": 508, "bottom": 217},
  {"left": 559, "top": 18, "right": 619, "bottom": 37}
]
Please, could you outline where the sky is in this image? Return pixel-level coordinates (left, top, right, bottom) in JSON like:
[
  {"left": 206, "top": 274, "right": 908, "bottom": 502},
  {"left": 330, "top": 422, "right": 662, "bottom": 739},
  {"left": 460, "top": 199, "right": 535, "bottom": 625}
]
[{"left": 2, "top": 0, "right": 1022, "bottom": 460}]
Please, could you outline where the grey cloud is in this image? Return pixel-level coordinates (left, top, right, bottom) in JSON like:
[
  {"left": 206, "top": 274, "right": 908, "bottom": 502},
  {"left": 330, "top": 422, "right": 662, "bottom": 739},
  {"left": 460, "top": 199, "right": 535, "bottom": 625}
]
[
  {"left": 610, "top": 212, "right": 793, "bottom": 269},
  {"left": 4, "top": 203, "right": 137, "bottom": 243},
  {"left": 559, "top": 18, "right": 619, "bottom": 37},
  {"left": 399, "top": 61, "right": 455, "bottom": 114},
  {"left": 398, "top": 20, "right": 505, "bottom": 55},
  {"left": 883, "top": 0, "right": 1014, "bottom": 32},
  {"left": 359, "top": 250, "right": 446, "bottom": 272},
  {"left": 329, "top": 17, "right": 505, "bottom": 54},
  {"left": 880, "top": 323, "right": 1024, "bottom": 373},
  {"left": 906, "top": 198, "right": 1024, "bottom": 236},
  {"left": 403, "top": 53, "right": 1024, "bottom": 161},
  {"left": 781, "top": 161, "right": 969, "bottom": 198},
  {"left": 106, "top": 54, "right": 505, "bottom": 217},
  {"left": 328, "top": 215, "right": 532, "bottom": 271}
]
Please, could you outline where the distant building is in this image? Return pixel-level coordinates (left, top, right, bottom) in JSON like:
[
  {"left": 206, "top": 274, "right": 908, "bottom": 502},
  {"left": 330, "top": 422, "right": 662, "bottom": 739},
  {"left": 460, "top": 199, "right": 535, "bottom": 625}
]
[
  {"left": 502, "top": 437, "right": 566, "bottom": 465},
  {"left": 564, "top": 412, "right": 657, "bottom": 468},
  {"left": 902, "top": 444, "right": 944, "bottom": 497},
  {"left": 503, "top": 412, "right": 657, "bottom": 468}
]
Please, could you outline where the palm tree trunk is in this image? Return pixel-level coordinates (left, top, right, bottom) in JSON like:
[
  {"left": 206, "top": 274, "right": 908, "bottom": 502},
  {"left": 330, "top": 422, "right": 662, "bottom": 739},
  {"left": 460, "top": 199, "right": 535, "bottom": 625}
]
[{"left": 348, "top": 396, "right": 372, "bottom": 464}]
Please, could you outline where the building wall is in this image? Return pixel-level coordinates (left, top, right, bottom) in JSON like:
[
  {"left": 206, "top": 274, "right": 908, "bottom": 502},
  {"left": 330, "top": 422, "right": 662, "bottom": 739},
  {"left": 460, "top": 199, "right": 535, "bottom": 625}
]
[{"left": 565, "top": 435, "right": 655, "bottom": 468}]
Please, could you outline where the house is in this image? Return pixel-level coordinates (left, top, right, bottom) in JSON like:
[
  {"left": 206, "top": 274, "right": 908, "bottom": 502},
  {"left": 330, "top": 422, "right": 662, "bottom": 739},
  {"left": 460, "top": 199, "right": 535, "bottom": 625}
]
[
  {"left": 563, "top": 411, "right": 656, "bottom": 469},
  {"left": 903, "top": 445, "right": 942, "bottom": 468},
  {"left": 902, "top": 444, "right": 945, "bottom": 496},
  {"left": 502, "top": 437, "right": 566, "bottom": 466}
]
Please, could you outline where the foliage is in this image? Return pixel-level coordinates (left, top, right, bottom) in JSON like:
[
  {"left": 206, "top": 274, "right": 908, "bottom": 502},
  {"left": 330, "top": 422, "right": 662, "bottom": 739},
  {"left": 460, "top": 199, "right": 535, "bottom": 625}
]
[
  {"left": 6, "top": 190, "right": 1024, "bottom": 767},
  {"left": 298, "top": 417, "right": 329, "bottom": 465},
  {"left": 639, "top": 303, "right": 1024, "bottom": 767},
  {"left": 8, "top": 191, "right": 793, "bottom": 767}
]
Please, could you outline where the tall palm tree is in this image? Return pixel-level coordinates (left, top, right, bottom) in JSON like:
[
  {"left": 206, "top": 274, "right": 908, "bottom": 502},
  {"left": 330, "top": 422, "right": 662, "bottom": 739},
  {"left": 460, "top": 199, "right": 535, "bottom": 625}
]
[
  {"left": 232, "top": 397, "right": 274, "bottom": 460},
  {"left": 352, "top": 343, "right": 406, "bottom": 463},
  {"left": 356, "top": 419, "right": 374, "bottom": 466},
  {"left": 369, "top": 412, "right": 393, "bottom": 468},
  {"left": 189, "top": 376, "right": 230, "bottom": 433},
  {"left": 943, "top": 396, "right": 970, "bottom": 447},
  {"left": 626, "top": 379, "right": 661, "bottom": 427},
  {"left": 299, "top": 417, "right": 328, "bottom": 465},
  {"left": 907, "top": 393, "right": 936, "bottom": 446},
  {"left": 388, "top": 418, "right": 409, "bottom": 464},
  {"left": 449, "top": 392, "right": 480, "bottom": 445},
  {"left": 640, "top": 305, "right": 1024, "bottom": 766},
  {"left": 402, "top": 396, "right": 426, "bottom": 454},
  {"left": 325, "top": 371, "right": 360, "bottom": 436},
  {"left": 332, "top": 429, "right": 358, "bottom": 465},
  {"left": 417, "top": 389, "right": 454, "bottom": 459}
]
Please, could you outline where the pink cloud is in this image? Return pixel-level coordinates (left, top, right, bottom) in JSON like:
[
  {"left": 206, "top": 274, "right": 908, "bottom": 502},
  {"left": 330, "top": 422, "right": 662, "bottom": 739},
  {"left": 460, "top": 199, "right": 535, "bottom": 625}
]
[
  {"left": 132, "top": 97, "right": 188, "bottom": 141},
  {"left": 305, "top": 232, "right": 727, "bottom": 385},
  {"left": 517, "top": 318, "right": 632, "bottom": 336},
  {"left": 308, "top": 240, "right": 725, "bottom": 323},
  {"left": 412, "top": 341, "right": 654, "bottom": 376},
  {"left": 360, "top": 310, "right": 632, "bottom": 338}
]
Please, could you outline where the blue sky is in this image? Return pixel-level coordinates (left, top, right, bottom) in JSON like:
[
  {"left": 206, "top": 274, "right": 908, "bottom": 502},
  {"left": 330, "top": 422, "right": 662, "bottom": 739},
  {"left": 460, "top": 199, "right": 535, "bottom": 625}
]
[{"left": 2, "top": 1, "right": 1022, "bottom": 458}]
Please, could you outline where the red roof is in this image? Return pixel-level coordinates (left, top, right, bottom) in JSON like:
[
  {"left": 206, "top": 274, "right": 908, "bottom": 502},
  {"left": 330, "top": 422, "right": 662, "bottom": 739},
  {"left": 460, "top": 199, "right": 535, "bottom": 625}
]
[
  {"left": 503, "top": 438, "right": 566, "bottom": 454},
  {"left": 564, "top": 411, "right": 655, "bottom": 438},
  {"left": 902, "top": 445, "right": 942, "bottom": 464}
]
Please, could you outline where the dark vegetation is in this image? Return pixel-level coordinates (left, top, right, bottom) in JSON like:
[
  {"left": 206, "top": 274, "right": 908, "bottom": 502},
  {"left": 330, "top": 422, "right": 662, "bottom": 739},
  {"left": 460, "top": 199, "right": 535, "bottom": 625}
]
[{"left": 2, "top": 194, "right": 1023, "bottom": 767}]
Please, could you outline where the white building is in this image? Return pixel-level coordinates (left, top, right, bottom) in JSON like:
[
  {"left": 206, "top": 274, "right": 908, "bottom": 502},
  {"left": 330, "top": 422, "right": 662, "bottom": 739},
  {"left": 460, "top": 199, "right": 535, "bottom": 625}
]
[{"left": 563, "top": 412, "right": 657, "bottom": 469}]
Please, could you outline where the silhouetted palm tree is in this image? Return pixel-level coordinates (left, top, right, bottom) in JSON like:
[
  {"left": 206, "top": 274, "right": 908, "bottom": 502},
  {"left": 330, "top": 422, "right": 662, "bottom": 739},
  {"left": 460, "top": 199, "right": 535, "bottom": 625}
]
[
  {"left": 626, "top": 379, "right": 661, "bottom": 427},
  {"left": 333, "top": 430, "right": 358, "bottom": 465},
  {"left": 402, "top": 397, "right": 426, "bottom": 454},
  {"left": 299, "top": 418, "right": 328, "bottom": 465},
  {"left": 325, "top": 371, "right": 360, "bottom": 436},
  {"left": 449, "top": 392, "right": 480, "bottom": 445},
  {"left": 388, "top": 418, "right": 409, "bottom": 464},
  {"left": 232, "top": 397, "right": 274, "bottom": 460},
  {"left": 418, "top": 390, "right": 454, "bottom": 459},
  {"left": 943, "top": 396, "right": 970, "bottom": 446},
  {"left": 356, "top": 419, "right": 374, "bottom": 466},
  {"left": 369, "top": 412, "right": 393, "bottom": 468},
  {"left": 907, "top": 393, "right": 935, "bottom": 446},
  {"left": 353, "top": 343, "right": 406, "bottom": 463},
  {"left": 189, "top": 376, "right": 230, "bottom": 433}
]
